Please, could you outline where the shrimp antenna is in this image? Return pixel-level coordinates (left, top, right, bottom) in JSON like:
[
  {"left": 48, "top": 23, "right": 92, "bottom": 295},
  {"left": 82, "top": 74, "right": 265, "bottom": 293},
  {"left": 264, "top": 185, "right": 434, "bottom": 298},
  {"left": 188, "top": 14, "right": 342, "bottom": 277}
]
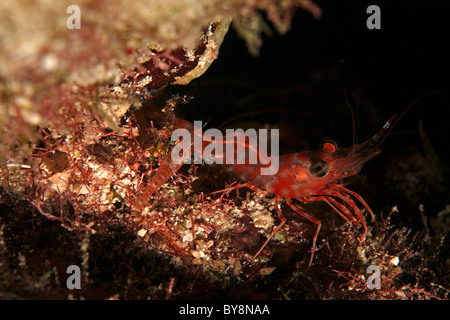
[
  {"left": 343, "top": 86, "right": 358, "bottom": 145},
  {"left": 215, "top": 107, "right": 290, "bottom": 130}
]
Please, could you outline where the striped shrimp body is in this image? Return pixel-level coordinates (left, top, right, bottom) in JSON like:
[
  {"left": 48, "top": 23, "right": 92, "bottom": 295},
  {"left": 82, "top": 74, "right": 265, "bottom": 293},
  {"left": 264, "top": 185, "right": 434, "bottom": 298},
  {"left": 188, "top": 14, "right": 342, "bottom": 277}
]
[
  {"left": 134, "top": 114, "right": 392, "bottom": 266},
  {"left": 134, "top": 118, "right": 196, "bottom": 211}
]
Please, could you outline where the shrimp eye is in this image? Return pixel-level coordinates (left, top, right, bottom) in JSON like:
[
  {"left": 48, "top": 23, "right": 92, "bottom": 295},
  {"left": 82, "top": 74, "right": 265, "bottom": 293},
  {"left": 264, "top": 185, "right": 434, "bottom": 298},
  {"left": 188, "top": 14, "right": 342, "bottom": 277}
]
[
  {"left": 310, "top": 160, "right": 329, "bottom": 178},
  {"left": 320, "top": 137, "right": 337, "bottom": 151}
]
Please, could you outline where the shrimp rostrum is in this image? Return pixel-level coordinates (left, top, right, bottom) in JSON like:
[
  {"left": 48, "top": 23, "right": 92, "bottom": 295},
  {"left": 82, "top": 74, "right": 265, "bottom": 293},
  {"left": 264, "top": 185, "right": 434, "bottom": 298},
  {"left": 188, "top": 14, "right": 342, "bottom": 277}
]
[{"left": 134, "top": 116, "right": 394, "bottom": 266}]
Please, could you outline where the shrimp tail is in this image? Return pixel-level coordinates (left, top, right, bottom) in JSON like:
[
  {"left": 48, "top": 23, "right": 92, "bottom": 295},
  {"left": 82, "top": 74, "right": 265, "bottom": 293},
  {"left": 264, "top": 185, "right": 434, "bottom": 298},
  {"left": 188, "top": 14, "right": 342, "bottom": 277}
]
[
  {"left": 134, "top": 155, "right": 185, "bottom": 210},
  {"left": 133, "top": 119, "right": 202, "bottom": 211}
]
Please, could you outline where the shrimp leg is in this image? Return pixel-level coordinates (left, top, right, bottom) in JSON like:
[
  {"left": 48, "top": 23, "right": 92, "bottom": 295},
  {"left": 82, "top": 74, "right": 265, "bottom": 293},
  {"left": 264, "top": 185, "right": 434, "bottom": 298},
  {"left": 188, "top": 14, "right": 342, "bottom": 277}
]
[
  {"left": 285, "top": 198, "right": 322, "bottom": 267},
  {"left": 252, "top": 196, "right": 286, "bottom": 259},
  {"left": 212, "top": 183, "right": 289, "bottom": 260},
  {"left": 211, "top": 182, "right": 272, "bottom": 197}
]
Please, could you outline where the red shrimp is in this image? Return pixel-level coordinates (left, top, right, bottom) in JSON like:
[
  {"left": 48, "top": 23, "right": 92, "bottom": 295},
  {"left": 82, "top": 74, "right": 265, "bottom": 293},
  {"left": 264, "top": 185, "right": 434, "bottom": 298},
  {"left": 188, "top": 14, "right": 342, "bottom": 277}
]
[
  {"left": 133, "top": 91, "right": 437, "bottom": 265},
  {"left": 133, "top": 115, "right": 391, "bottom": 265}
]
